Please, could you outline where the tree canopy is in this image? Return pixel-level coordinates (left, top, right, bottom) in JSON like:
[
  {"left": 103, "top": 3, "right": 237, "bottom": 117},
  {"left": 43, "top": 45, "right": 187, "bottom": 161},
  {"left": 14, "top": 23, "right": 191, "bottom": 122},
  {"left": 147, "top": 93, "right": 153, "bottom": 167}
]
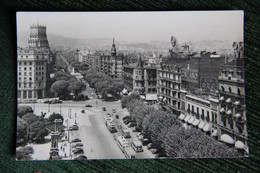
[{"left": 17, "top": 106, "right": 33, "bottom": 118}]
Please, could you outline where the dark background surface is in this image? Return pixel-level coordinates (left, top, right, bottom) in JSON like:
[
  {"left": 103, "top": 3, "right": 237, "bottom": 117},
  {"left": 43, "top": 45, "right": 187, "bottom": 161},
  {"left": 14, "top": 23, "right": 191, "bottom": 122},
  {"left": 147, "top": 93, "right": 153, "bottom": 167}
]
[{"left": 0, "top": 0, "right": 259, "bottom": 172}]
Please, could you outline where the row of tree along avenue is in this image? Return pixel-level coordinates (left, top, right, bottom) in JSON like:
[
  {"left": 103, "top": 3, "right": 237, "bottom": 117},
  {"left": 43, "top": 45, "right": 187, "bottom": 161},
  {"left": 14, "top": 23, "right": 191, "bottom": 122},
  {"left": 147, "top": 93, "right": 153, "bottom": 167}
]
[
  {"left": 121, "top": 93, "right": 242, "bottom": 158},
  {"left": 48, "top": 70, "right": 86, "bottom": 100},
  {"left": 84, "top": 69, "right": 124, "bottom": 100},
  {"left": 16, "top": 105, "right": 64, "bottom": 160}
]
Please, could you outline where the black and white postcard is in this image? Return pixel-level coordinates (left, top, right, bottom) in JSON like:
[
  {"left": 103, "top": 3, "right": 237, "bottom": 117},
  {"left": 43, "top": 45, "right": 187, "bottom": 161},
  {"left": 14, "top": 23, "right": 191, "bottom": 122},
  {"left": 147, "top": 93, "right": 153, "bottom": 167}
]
[{"left": 16, "top": 11, "right": 247, "bottom": 160}]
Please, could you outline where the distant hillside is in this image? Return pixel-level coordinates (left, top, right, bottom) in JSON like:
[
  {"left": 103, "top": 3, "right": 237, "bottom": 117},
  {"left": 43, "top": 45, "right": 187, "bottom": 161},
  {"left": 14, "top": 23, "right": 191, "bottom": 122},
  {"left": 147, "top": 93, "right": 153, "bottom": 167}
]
[{"left": 17, "top": 32, "right": 233, "bottom": 55}]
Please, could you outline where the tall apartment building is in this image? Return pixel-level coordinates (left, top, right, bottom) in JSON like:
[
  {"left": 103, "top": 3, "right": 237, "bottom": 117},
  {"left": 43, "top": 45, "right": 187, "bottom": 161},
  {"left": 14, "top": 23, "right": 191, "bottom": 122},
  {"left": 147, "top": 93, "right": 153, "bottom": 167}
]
[
  {"left": 217, "top": 42, "right": 247, "bottom": 154},
  {"left": 157, "top": 62, "right": 182, "bottom": 114},
  {"left": 17, "top": 24, "right": 51, "bottom": 103},
  {"left": 100, "top": 39, "right": 123, "bottom": 79},
  {"left": 17, "top": 48, "right": 47, "bottom": 102},
  {"left": 123, "top": 56, "right": 157, "bottom": 102}
]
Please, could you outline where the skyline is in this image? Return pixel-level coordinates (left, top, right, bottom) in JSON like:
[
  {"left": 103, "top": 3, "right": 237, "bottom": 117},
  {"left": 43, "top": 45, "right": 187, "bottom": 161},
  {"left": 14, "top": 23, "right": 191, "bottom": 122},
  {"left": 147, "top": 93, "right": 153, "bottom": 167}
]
[{"left": 17, "top": 11, "right": 243, "bottom": 43}]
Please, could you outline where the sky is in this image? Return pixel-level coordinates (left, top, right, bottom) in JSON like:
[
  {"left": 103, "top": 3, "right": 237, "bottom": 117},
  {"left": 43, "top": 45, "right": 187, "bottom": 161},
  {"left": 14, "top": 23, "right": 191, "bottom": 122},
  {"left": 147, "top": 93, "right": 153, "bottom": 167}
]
[{"left": 17, "top": 11, "right": 243, "bottom": 43}]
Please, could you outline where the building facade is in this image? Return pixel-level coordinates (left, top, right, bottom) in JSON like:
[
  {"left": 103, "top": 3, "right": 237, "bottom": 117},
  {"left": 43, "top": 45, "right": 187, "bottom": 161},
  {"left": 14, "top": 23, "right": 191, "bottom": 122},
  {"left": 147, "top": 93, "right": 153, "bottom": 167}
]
[
  {"left": 157, "top": 63, "right": 182, "bottom": 114},
  {"left": 100, "top": 39, "right": 123, "bottom": 79},
  {"left": 217, "top": 54, "right": 247, "bottom": 153},
  {"left": 28, "top": 24, "right": 49, "bottom": 49},
  {"left": 123, "top": 56, "right": 157, "bottom": 102},
  {"left": 18, "top": 24, "right": 52, "bottom": 103},
  {"left": 17, "top": 48, "right": 47, "bottom": 102}
]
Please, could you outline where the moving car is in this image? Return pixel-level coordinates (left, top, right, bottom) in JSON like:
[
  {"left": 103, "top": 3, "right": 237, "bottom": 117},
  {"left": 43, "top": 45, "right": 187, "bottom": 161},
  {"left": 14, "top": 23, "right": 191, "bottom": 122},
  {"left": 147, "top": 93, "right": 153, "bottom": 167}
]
[
  {"left": 81, "top": 110, "right": 85, "bottom": 114},
  {"left": 115, "top": 115, "right": 119, "bottom": 119},
  {"left": 102, "top": 107, "right": 106, "bottom": 111},
  {"left": 85, "top": 104, "right": 92, "bottom": 107},
  {"left": 69, "top": 125, "right": 79, "bottom": 131},
  {"left": 155, "top": 153, "right": 167, "bottom": 158},
  {"left": 112, "top": 109, "right": 116, "bottom": 113},
  {"left": 72, "top": 138, "right": 81, "bottom": 142}
]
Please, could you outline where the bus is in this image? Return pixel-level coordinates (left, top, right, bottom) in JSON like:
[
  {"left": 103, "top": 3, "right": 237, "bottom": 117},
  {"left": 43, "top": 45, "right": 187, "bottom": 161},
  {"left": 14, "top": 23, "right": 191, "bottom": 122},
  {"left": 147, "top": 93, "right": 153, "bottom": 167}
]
[
  {"left": 116, "top": 135, "right": 136, "bottom": 159},
  {"left": 104, "top": 116, "right": 116, "bottom": 133}
]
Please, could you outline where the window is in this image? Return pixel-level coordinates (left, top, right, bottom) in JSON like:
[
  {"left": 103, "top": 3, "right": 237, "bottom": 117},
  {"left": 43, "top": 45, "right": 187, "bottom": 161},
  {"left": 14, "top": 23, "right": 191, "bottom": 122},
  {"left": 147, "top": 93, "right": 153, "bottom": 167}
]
[
  {"left": 238, "top": 88, "right": 241, "bottom": 95},
  {"left": 24, "top": 67, "right": 27, "bottom": 70},
  {"left": 29, "top": 62, "right": 32, "bottom": 65},
  {"left": 23, "top": 91, "right": 27, "bottom": 99},
  {"left": 24, "top": 62, "right": 27, "bottom": 65},
  {"left": 19, "top": 62, "right": 21, "bottom": 65},
  {"left": 229, "top": 87, "right": 232, "bottom": 93},
  {"left": 29, "top": 67, "right": 32, "bottom": 70},
  {"left": 29, "top": 77, "right": 32, "bottom": 80},
  {"left": 221, "top": 86, "right": 225, "bottom": 92},
  {"left": 24, "top": 72, "right": 26, "bottom": 75},
  {"left": 29, "top": 72, "right": 32, "bottom": 76},
  {"left": 18, "top": 72, "right": 21, "bottom": 75}
]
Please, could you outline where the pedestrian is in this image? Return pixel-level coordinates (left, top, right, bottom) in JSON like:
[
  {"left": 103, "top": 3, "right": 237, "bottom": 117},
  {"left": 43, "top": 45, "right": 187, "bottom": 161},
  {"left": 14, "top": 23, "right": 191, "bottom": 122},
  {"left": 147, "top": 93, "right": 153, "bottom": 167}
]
[{"left": 64, "top": 153, "right": 66, "bottom": 158}]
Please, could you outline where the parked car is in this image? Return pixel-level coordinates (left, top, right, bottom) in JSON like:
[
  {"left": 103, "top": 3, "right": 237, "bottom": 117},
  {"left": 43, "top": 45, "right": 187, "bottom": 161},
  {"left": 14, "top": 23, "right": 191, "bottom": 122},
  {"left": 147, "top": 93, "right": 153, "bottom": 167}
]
[
  {"left": 131, "top": 141, "right": 143, "bottom": 152},
  {"left": 69, "top": 125, "right": 79, "bottom": 131},
  {"left": 72, "top": 148, "right": 84, "bottom": 155},
  {"left": 121, "top": 129, "right": 131, "bottom": 138},
  {"left": 128, "top": 122, "right": 136, "bottom": 128},
  {"left": 150, "top": 148, "right": 159, "bottom": 154},
  {"left": 132, "top": 126, "right": 141, "bottom": 132},
  {"left": 72, "top": 143, "right": 84, "bottom": 148},
  {"left": 81, "top": 110, "right": 85, "bottom": 114},
  {"left": 85, "top": 104, "right": 92, "bottom": 107},
  {"left": 147, "top": 143, "right": 154, "bottom": 150},
  {"left": 138, "top": 135, "right": 144, "bottom": 141},
  {"left": 72, "top": 138, "right": 81, "bottom": 142},
  {"left": 102, "top": 107, "right": 106, "bottom": 111},
  {"left": 122, "top": 116, "right": 131, "bottom": 121},
  {"left": 74, "top": 155, "right": 87, "bottom": 160},
  {"left": 118, "top": 124, "right": 122, "bottom": 129},
  {"left": 142, "top": 139, "right": 150, "bottom": 146},
  {"left": 115, "top": 115, "right": 119, "bottom": 119},
  {"left": 155, "top": 153, "right": 167, "bottom": 158},
  {"left": 112, "top": 109, "right": 116, "bottom": 113}
]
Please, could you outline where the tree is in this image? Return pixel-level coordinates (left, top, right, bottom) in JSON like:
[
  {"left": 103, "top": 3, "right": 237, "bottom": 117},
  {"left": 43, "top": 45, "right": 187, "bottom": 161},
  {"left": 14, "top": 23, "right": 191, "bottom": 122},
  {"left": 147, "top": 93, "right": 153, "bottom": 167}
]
[
  {"left": 21, "top": 113, "right": 39, "bottom": 125},
  {"left": 27, "top": 120, "right": 48, "bottom": 142},
  {"left": 48, "top": 113, "right": 64, "bottom": 124},
  {"left": 16, "top": 117, "right": 29, "bottom": 146},
  {"left": 16, "top": 146, "right": 34, "bottom": 161},
  {"left": 50, "top": 80, "right": 70, "bottom": 99},
  {"left": 17, "top": 106, "right": 33, "bottom": 118},
  {"left": 69, "top": 81, "right": 86, "bottom": 97}
]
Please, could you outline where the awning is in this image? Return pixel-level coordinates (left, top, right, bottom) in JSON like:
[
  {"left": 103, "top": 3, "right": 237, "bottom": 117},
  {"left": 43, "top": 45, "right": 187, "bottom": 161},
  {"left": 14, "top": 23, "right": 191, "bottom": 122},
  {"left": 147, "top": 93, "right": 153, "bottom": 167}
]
[
  {"left": 163, "top": 98, "right": 167, "bottom": 102},
  {"left": 220, "top": 108, "right": 225, "bottom": 113},
  {"left": 219, "top": 96, "right": 224, "bottom": 101},
  {"left": 203, "top": 123, "right": 211, "bottom": 132},
  {"left": 145, "top": 94, "right": 157, "bottom": 101},
  {"left": 226, "top": 98, "right": 232, "bottom": 103},
  {"left": 184, "top": 115, "right": 191, "bottom": 122},
  {"left": 159, "top": 96, "right": 163, "bottom": 99},
  {"left": 188, "top": 117, "right": 195, "bottom": 124},
  {"left": 192, "top": 119, "right": 200, "bottom": 126},
  {"left": 178, "top": 114, "right": 185, "bottom": 120},
  {"left": 211, "top": 129, "right": 218, "bottom": 137},
  {"left": 226, "top": 110, "right": 232, "bottom": 115},
  {"left": 220, "top": 134, "right": 235, "bottom": 144},
  {"left": 198, "top": 121, "right": 205, "bottom": 129},
  {"left": 234, "top": 101, "right": 240, "bottom": 105},
  {"left": 235, "top": 141, "right": 245, "bottom": 149},
  {"left": 235, "top": 113, "right": 241, "bottom": 118}
]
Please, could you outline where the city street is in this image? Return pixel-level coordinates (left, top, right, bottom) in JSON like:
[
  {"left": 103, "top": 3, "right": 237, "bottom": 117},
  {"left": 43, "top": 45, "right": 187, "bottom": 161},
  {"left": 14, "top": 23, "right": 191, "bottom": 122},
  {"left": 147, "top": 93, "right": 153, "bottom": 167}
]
[{"left": 20, "top": 86, "right": 154, "bottom": 159}]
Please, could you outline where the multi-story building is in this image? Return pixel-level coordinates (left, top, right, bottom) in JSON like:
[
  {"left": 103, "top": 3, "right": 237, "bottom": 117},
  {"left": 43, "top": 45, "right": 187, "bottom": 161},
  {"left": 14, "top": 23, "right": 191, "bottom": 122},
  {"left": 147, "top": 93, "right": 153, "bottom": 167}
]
[
  {"left": 217, "top": 42, "right": 247, "bottom": 153},
  {"left": 28, "top": 24, "right": 49, "bottom": 49},
  {"left": 157, "top": 62, "right": 182, "bottom": 114},
  {"left": 178, "top": 91, "right": 219, "bottom": 137},
  {"left": 17, "top": 48, "right": 47, "bottom": 102},
  {"left": 123, "top": 56, "right": 157, "bottom": 102},
  {"left": 100, "top": 39, "right": 123, "bottom": 79},
  {"left": 78, "top": 50, "right": 92, "bottom": 65},
  {"left": 17, "top": 24, "right": 52, "bottom": 103}
]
